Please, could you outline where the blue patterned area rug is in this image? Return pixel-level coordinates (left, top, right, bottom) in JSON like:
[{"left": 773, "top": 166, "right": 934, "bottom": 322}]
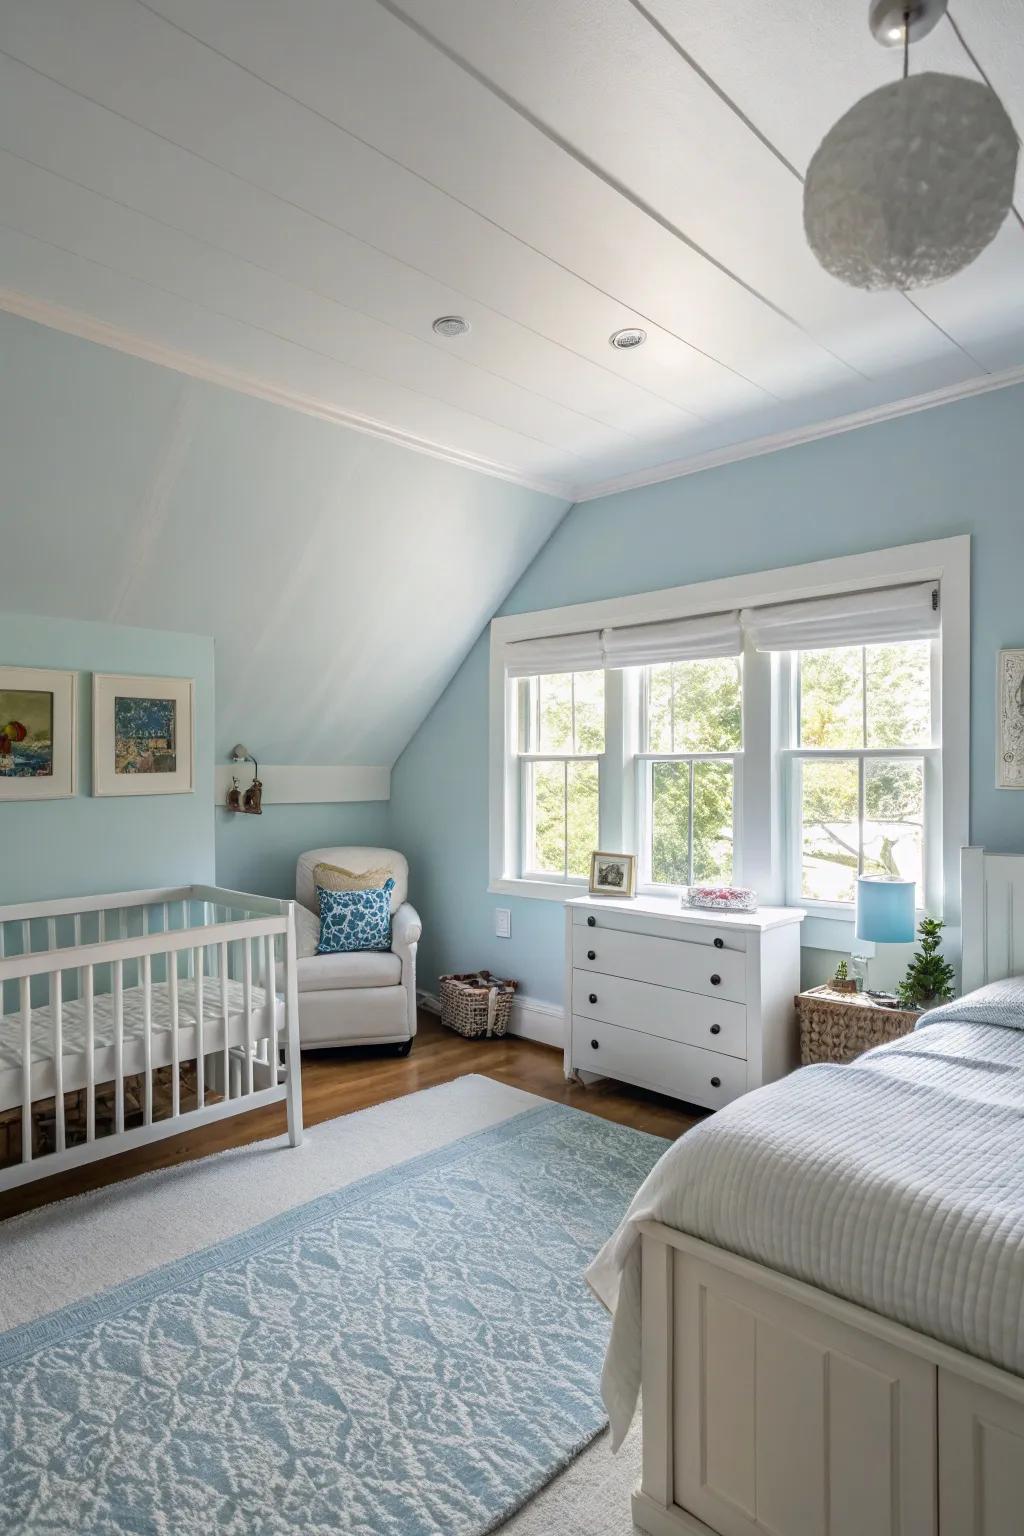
[{"left": 0, "top": 1101, "right": 667, "bottom": 1536}]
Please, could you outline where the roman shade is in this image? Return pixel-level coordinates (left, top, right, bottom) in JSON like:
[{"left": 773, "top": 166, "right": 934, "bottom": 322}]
[
  {"left": 505, "top": 583, "right": 938, "bottom": 678},
  {"left": 601, "top": 611, "right": 742, "bottom": 668},
  {"left": 741, "top": 582, "right": 939, "bottom": 652},
  {"left": 504, "top": 630, "right": 604, "bottom": 678}
]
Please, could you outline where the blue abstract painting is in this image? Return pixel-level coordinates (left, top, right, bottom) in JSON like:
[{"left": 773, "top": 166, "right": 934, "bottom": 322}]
[{"left": 114, "top": 694, "right": 177, "bottom": 774}]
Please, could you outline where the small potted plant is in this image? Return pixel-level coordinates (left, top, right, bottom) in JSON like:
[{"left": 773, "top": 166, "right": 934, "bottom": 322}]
[
  {"left": 830, "top": 959, "right": 858, "bottom": 994},
  {"left": 897, "top": 916, "right": 956, "bottom": 1011}
]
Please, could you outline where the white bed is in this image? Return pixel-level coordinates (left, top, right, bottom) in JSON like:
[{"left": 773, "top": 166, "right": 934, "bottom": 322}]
[{"left": 592, "top": 847, "right": 1024, "bottom": 1536}]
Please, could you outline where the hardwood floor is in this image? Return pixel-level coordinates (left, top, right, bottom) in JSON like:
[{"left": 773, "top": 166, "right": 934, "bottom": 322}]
[{"left": 0, "top": 1012, "right": 703, "bottom": 1223}]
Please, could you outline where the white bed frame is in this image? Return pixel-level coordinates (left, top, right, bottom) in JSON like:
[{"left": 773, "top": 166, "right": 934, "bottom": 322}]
[
  {"left": 632, "top": 847, "right": 1024, "bottom": 1536},
  {"left": 0, "top": 884, "right": 303, "bottom": 1194}
]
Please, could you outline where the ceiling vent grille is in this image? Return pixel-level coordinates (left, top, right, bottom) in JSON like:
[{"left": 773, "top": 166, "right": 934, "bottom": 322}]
[
  {"left": 432, "top": 315, "right": 471, "bottom": 338},
  {"left": 609, "top": 327, "right": 646, "bottom": 349}
]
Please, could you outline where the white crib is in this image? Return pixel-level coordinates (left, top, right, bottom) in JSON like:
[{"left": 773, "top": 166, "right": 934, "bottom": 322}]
[{"left": 0, "top": 884, "right": 303, "bottom": 1193}]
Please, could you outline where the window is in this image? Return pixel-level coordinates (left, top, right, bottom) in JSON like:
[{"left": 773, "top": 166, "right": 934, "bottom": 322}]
[
  {"left": 518, "top": 670, "right": 604, "bottom": 880},
  {"left": 490, "top": 539, "right": 968, "bottom": 952},
  {"left": 790, "top": 640, "right": 934, "bottom": 906},
  {"left": 640, "top": 658, "right": 742, "bottom": 888}
]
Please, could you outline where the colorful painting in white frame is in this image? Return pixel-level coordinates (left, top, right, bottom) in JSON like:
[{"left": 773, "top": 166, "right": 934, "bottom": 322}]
[
  {"left": 93, "top": 673, "right": 194, "bottom": 796},
  {"left": 997, "top": 648, "right": 1024, "bottom": 789},
  {"left": 0, "top": 665, "right": 77, "bottom": 800}
]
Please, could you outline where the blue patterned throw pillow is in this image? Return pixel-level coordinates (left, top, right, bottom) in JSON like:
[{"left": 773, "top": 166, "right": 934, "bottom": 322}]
[{"left": 317, "top": 878, "right": 395, "bottom": 954}]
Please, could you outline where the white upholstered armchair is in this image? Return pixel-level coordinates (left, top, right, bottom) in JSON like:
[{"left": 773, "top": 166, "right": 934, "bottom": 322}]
[{"left": 291, "top": 847, "right": 421, "bottom": 1054}]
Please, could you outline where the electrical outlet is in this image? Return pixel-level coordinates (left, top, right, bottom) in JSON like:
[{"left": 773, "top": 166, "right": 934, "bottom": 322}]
[{"left": 494, "top": 907, "right": 511, "bottom": 938}]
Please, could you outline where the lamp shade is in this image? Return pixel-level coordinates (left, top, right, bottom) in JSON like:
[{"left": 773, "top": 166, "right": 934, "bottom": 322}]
[
  {"left": 804, "top": 73, "right": 1019, "bottom": 291},
  {"left": 855, "top": 877, "right": 916, "bottom": 944}
]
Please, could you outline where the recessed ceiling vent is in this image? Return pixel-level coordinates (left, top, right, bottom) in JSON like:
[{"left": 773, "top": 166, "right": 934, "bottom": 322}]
[
  {"left": 609, "top": 327, "right": 646, "bottom": 349},
  {"left": 432, "top": 315, "right": 471, "bottom": 338}
]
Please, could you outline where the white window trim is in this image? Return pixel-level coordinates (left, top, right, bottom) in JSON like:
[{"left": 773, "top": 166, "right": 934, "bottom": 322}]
[{"left": 488, "top": 536, "right": 970, "bottom": 955}]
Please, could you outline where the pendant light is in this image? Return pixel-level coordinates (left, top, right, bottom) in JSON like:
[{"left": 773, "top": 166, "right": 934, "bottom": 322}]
[{"left": 803, "top": 0, "right": 1019, "bottom": 291}]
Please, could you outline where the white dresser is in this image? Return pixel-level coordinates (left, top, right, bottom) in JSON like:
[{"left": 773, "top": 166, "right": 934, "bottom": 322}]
[{"left": 565, "top": 894, "right": 804, "bottom": 1111}]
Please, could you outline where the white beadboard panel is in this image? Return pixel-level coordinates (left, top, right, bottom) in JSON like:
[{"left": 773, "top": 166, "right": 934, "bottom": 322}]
[
  {"left": 0, "top": 225, "right": 584, "bottom": 488},
  {"left": 0, "top": 51, "right": 698, "bottom": 445},
  {"left": 140, "top": 0, "right": 861, "bottom": 399},
  {"left": 0, "top": 0, "right": 1020, "bottom": 491},
  {"left": 0, "top": 151, "right": 627, "bottom": 467},
  {"left": 214, "top": 765, "right": 391, "bottom": 806},
  {"left": 388, "top": 0, "right": 976, "bottom": 380},
  {"left": 0, "top": 0, "right": 772, "bottom": 425}
]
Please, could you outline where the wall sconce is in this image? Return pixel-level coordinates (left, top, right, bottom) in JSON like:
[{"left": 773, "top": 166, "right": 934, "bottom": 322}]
[{"left": 225, "top": 743, "right": 262, "bottom": 814}]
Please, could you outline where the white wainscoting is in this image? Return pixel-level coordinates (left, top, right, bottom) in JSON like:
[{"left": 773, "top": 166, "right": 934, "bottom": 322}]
[
  {"left": 215, "top": 764, "right": 390, "bottom": 806},
  {"left": 419, "top": 990, "right": 566, "bottom": 1050}
]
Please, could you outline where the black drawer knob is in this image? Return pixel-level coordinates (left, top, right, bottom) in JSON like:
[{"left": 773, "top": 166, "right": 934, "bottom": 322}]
[
  {"left": 710, "top": 973, "right": 722, "bottom": 986},
  {"left": 587, "top": 949, "right": 596, "bottom": 960},
  {"left": 710, "top": 1023, "right": 721, "bottom": 1035},
  {"left": 710, "top": 1076, "right": 721, "bottom": 1088},
  {"left": 587, "top": 915, "right": 596, "bottom": 927},
  {"left": 714, "top": 936, "right": 724, "bottom": 949},
  {"left": 589, "top": 992, "right": 598, "bottom": 1004},
  {"left": 591, "top": 1038, "right": 599, "bottom": 1050}
]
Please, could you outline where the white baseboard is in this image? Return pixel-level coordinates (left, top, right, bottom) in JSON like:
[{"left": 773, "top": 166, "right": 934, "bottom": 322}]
[{"left": 418, "top": 990, "right": 566, "bottom": 1052}]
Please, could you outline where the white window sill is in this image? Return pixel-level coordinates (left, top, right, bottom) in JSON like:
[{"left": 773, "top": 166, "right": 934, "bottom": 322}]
[
  {"left": 491, "top": 878, "right": 860, "bottom": 943},
  {"left": 488, "top": 876, "right": 588, "bottom": 903}
]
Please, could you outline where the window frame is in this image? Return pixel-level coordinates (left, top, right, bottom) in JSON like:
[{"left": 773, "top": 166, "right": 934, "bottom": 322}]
[
  {"left": 783, "top": 642, "right": 941, "bottom": 916},
  {"left": 488, "top": 537, "right": 969, "bottom": 959},
  {"left": 517, "top": 672, "right": 604, "bottom": 883},
  {"left": 634, "top": 659, "right": 744, "bottom": 894}
]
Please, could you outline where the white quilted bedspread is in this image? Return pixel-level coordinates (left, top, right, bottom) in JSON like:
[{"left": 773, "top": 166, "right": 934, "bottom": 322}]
[{"left": 587, "top": 1018, "right": 1024, "bottom": 1447}]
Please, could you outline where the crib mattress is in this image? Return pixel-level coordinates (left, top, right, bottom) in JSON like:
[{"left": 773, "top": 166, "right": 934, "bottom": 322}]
[{"left": 0, "top": 978, "right": 282, "bottom": 1112}]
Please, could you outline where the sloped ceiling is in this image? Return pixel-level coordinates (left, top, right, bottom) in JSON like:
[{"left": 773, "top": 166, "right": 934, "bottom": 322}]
[
  {"left": 0, "top": 310, "right": 568, "bottom": 764},
  {"left": 0, "top": 0, "right": 1021, "bottom": 501}
]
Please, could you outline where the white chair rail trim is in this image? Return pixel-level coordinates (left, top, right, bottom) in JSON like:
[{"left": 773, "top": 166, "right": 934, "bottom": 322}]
[{"left": 215, "top": 765, "right": 390, "bottom": 805}]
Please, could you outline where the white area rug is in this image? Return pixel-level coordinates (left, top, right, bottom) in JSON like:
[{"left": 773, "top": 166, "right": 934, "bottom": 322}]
[{"left": 0, "top": 1075, "right": 642, "bottom": 1532}]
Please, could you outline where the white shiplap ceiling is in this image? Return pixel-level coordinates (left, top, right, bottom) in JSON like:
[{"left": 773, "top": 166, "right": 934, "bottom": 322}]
[{"left": 0, "top": 0, "right": 1021, "bottom": 501}]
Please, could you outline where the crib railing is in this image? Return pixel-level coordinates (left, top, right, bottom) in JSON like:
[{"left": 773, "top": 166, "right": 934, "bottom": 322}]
[{"left": 0, "top": 884, "right": 303, "bottom": 1194}]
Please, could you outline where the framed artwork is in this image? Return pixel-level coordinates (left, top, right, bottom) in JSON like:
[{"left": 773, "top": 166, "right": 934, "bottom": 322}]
[
  {"left": 997, "top": 649, "right": 1024, "bottom": 789},
  {"left": 589, "top": 850, "right": 637, "bottom": 898},
  {"left": 93, "top": 674, "right": 194, "bottom": 796},
  {"left": 0, "top": 666, "right": 77, "bottom": 800}
]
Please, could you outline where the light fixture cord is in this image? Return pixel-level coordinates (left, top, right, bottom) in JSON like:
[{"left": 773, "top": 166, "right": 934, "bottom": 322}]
[{"left": 903, "top": 10, "right": 910, "bottom": 79}]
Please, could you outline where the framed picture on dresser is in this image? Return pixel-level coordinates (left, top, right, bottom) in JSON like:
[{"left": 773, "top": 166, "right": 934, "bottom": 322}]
[
  {"left": 589, "top": 851, "right": 637, "bottom": 897},
  {"left": 0, "top": 665, "right": 77, "bottom": 800}
]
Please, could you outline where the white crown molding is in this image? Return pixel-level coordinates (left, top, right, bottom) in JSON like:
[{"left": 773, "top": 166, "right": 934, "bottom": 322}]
[
  {"left": 572, "top": 362, "right": 1024, "bottom": 503},
  {"left": 418, "top": 990, "right": 565, "bottom": 1050},
  {"left": 6, "top": 284, "right": 1020, "bottom": 511},
  {"left": 0, "top": 288, "right": 573, "bottom": 503},
  {"left": 215, "top": 763, "right": 390, "bottom": 806}
]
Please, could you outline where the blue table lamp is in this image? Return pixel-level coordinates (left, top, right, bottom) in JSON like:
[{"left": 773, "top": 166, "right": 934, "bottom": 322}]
[{"left": 853, "top": 876, "right": 916, "bottom": 997}]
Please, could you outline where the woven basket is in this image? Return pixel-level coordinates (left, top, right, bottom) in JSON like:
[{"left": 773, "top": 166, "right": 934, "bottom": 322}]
[
  {"left": 439, "top": 970, "right": 518, "bottom": 1039},
  {"left": 0, "top": 1064, "right": 216, "bottom": 1168},
  {"left": 797, "top": 986, "right": 920, "bottom": 1066}
]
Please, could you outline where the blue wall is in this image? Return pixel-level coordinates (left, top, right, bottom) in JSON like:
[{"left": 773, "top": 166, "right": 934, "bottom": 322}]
[
  {"left": 391, "top": 383, "right": 1024, "bottom": 1005},
  {"left": 216, "top": 801, "right": 392, "bottom": 899},
  {"left": 0, "top": 611, "right": 215, "bottom": 905},
  {"left": 0, "top": 309, "right": 567, "bottom": 902}
]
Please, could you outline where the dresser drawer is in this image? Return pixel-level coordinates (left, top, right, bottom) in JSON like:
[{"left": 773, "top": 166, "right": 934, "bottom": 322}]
[
  {"left": 572, "top": 1016, "right": 747, "bottom": 1109},
  {"left": 573, "top": 905, "right": 746, "bottom": 953},
  {"left": 572, "top": 970, "right": 747, "bottom": 1059},
  {"left": 572, "top": 925, "right": 746, "bottom": 1003}
]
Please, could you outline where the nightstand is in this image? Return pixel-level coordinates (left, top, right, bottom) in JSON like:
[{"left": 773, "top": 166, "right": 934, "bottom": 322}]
[{"left": 796, "top": 985, "right": 921, "bottom": 1065}]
